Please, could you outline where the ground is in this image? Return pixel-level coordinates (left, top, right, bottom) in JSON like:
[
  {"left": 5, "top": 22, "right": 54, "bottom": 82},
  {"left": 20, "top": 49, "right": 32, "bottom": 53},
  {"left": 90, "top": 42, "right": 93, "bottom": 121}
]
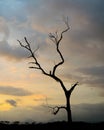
[{"left": 0, "top": 121, "right": 104, "bottom": 129}]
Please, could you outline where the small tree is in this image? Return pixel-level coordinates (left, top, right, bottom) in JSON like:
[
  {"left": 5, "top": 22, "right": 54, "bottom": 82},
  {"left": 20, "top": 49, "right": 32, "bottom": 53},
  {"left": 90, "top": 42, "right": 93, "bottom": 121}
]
[{"left": 17, "top": 18, "right": 78, "bottom": 124}]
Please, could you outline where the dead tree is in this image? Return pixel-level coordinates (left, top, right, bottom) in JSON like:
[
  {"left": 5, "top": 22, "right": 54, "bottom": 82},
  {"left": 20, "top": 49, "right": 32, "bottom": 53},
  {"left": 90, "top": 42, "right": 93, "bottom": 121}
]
[{"left": 17, "top": 18, "right": 78, "bottom": 124}]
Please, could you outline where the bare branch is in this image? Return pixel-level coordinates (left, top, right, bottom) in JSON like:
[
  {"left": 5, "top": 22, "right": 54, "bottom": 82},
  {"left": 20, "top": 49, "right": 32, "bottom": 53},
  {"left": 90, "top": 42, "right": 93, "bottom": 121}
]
[
  {"left": 50, "top": 17, "right": 70, "bottom": 76},
  {"left": 33, "top": 45, "right": 39, "bottom": 54},
  {"left": 27, "top": 55, "right": 33, "bottom": 58},
  {"left": 55, "top": 31, "right": 58, "bottom": 40},
  {"left": 28, "top": 62, "right": 36, "bottom": 64},
  {"left": 57, "top": 17, "right": 70, "bottom": 45},
  {"left": 43, "top": 100, "right": 66, "bottom": 115},
  {"left": 29, "top": 66, "right": 40, "bottom": 69},
  {"left": 53, "top": 106, "right": 67, "bottom": 115},
  {"left": 24, "top": 37, "right": 31, "bottom": 49},
  {"left": 68, "top": 82, "right": 79, "bottom": 95},
  {"left": 49, "top": 33, "right": 57, "bottom": 43},
  {"left": 17, "top": 40, "right": 30, "bottom": 50},
  {"left": 43, "top": 97, "right": 66, "bottom": 115},
  {"left": 52, "top": 46, "right": 64, "bottom": 75},
  {"left": 17, "top": 37, "right": 50, "bottom": 76},
  {"left": 48, "top": 106, "right": 66, "bottom": 115}
]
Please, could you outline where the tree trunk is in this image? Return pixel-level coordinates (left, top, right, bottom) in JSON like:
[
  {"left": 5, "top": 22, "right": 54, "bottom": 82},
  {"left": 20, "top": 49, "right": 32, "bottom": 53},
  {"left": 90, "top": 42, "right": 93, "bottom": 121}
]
[{"left": 66, "top": 94, "right": 72, "bottom": 124}]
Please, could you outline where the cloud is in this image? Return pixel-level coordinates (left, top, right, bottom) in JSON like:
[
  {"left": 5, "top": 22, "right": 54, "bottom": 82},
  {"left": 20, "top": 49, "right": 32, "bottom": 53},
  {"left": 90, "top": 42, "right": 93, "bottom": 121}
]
[
  {"left": 72, "top": 102, "right": 104, "bottom": 122},
  {"left": 0, "top": 0, "right": 104, "bottom": 64},
  {"left": 0, "top": 102, "right": 104, "bottom": 123},
  {"left": 23, "top": 0, "right": 104, "bottom": 72},
  {"left": 19, "top": 102, "right": 104, "bottom": 123},
  {"left": 0, "top": 17, "right": 9, "bottom": 41},
  {"left": 0, "top": 0, "right": 104, "bottom": 89},
  {"left": 6, "top": 99, "right": 17, "bottom": 107},
  {"left": 0, "top": 86, "right": 32, "bottom": 96},
  {"left": 75, "top": 66, "right": 104, "bottom": 87},
  {"left": 0, "top": 40, "right": 29, "bottom": 61},
  {"left": 58, "top": 65, "right": 104, "bottom": 89},
  {"left": 0, "top": 17, "right": 46, "bottom": 61},
  {"left": 33, "top": 0, "right": 104, "bottom": 65},
  {"left": 77, "top": 66, "right": 104, "bottom": 77},
  {"left": 0, "top": 16, "right": 29, "bottom": 61}
]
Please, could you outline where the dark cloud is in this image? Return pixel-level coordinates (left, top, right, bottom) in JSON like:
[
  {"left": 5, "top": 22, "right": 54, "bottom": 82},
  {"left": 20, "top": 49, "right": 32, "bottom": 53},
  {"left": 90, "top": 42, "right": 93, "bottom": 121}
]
[
  {"left": 59, "top": 65, "right": 104, "bottom": 88},
  {"left": 0, "top": 86, "right": 32, "bottom": 96},
  {"left": 6, "top": 99, "right": 17, "bottom": 107},
  {"left": 72, "top": 102, "right": 104, "bottom": 122},
  {"left": 77, "top": 66, "right": 104, "bottom": 77},
  {"left": 0, "top": 40, "right": 29, "bottom": 61},
  {"left": 75, "top": 66, "right": 104, "bottom": 87},
  {"left": 77, "top": 0, "right": 104, "bottom": 41}
]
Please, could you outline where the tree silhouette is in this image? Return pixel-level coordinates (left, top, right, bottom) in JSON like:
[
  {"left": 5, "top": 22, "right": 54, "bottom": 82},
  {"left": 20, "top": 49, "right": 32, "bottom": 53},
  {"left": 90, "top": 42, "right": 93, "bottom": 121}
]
[{"left": 17, "top": 18, "right": 78, "bottom": 124}]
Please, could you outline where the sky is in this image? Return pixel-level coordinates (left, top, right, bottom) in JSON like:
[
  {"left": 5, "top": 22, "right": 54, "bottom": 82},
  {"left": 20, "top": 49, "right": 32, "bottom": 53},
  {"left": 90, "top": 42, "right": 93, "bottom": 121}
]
[{"left": 0, "top": 0, "right": 104, "bottom": 123}]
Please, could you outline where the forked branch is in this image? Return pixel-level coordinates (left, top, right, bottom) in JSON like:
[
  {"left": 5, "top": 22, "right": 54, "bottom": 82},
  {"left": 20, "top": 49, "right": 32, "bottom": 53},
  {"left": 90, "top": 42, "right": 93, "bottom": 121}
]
[
  {"left": 68, "top": 82, "right": 79, "bottom": 96},
  {"left": 47, "top": 105, "right": 66, "bottom": 115},
  {"left": 17, "top": 37, "right": 49, "bottom": 76},
  {"left": 49, "top": 17, "right": 70, "bottom": 76}
]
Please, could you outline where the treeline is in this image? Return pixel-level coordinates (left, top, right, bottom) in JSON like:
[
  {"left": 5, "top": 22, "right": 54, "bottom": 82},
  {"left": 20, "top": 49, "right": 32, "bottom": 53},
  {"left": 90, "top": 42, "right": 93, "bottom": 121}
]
[{"left": 0, "top": 121, "right": 104, "bottom": 129}]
